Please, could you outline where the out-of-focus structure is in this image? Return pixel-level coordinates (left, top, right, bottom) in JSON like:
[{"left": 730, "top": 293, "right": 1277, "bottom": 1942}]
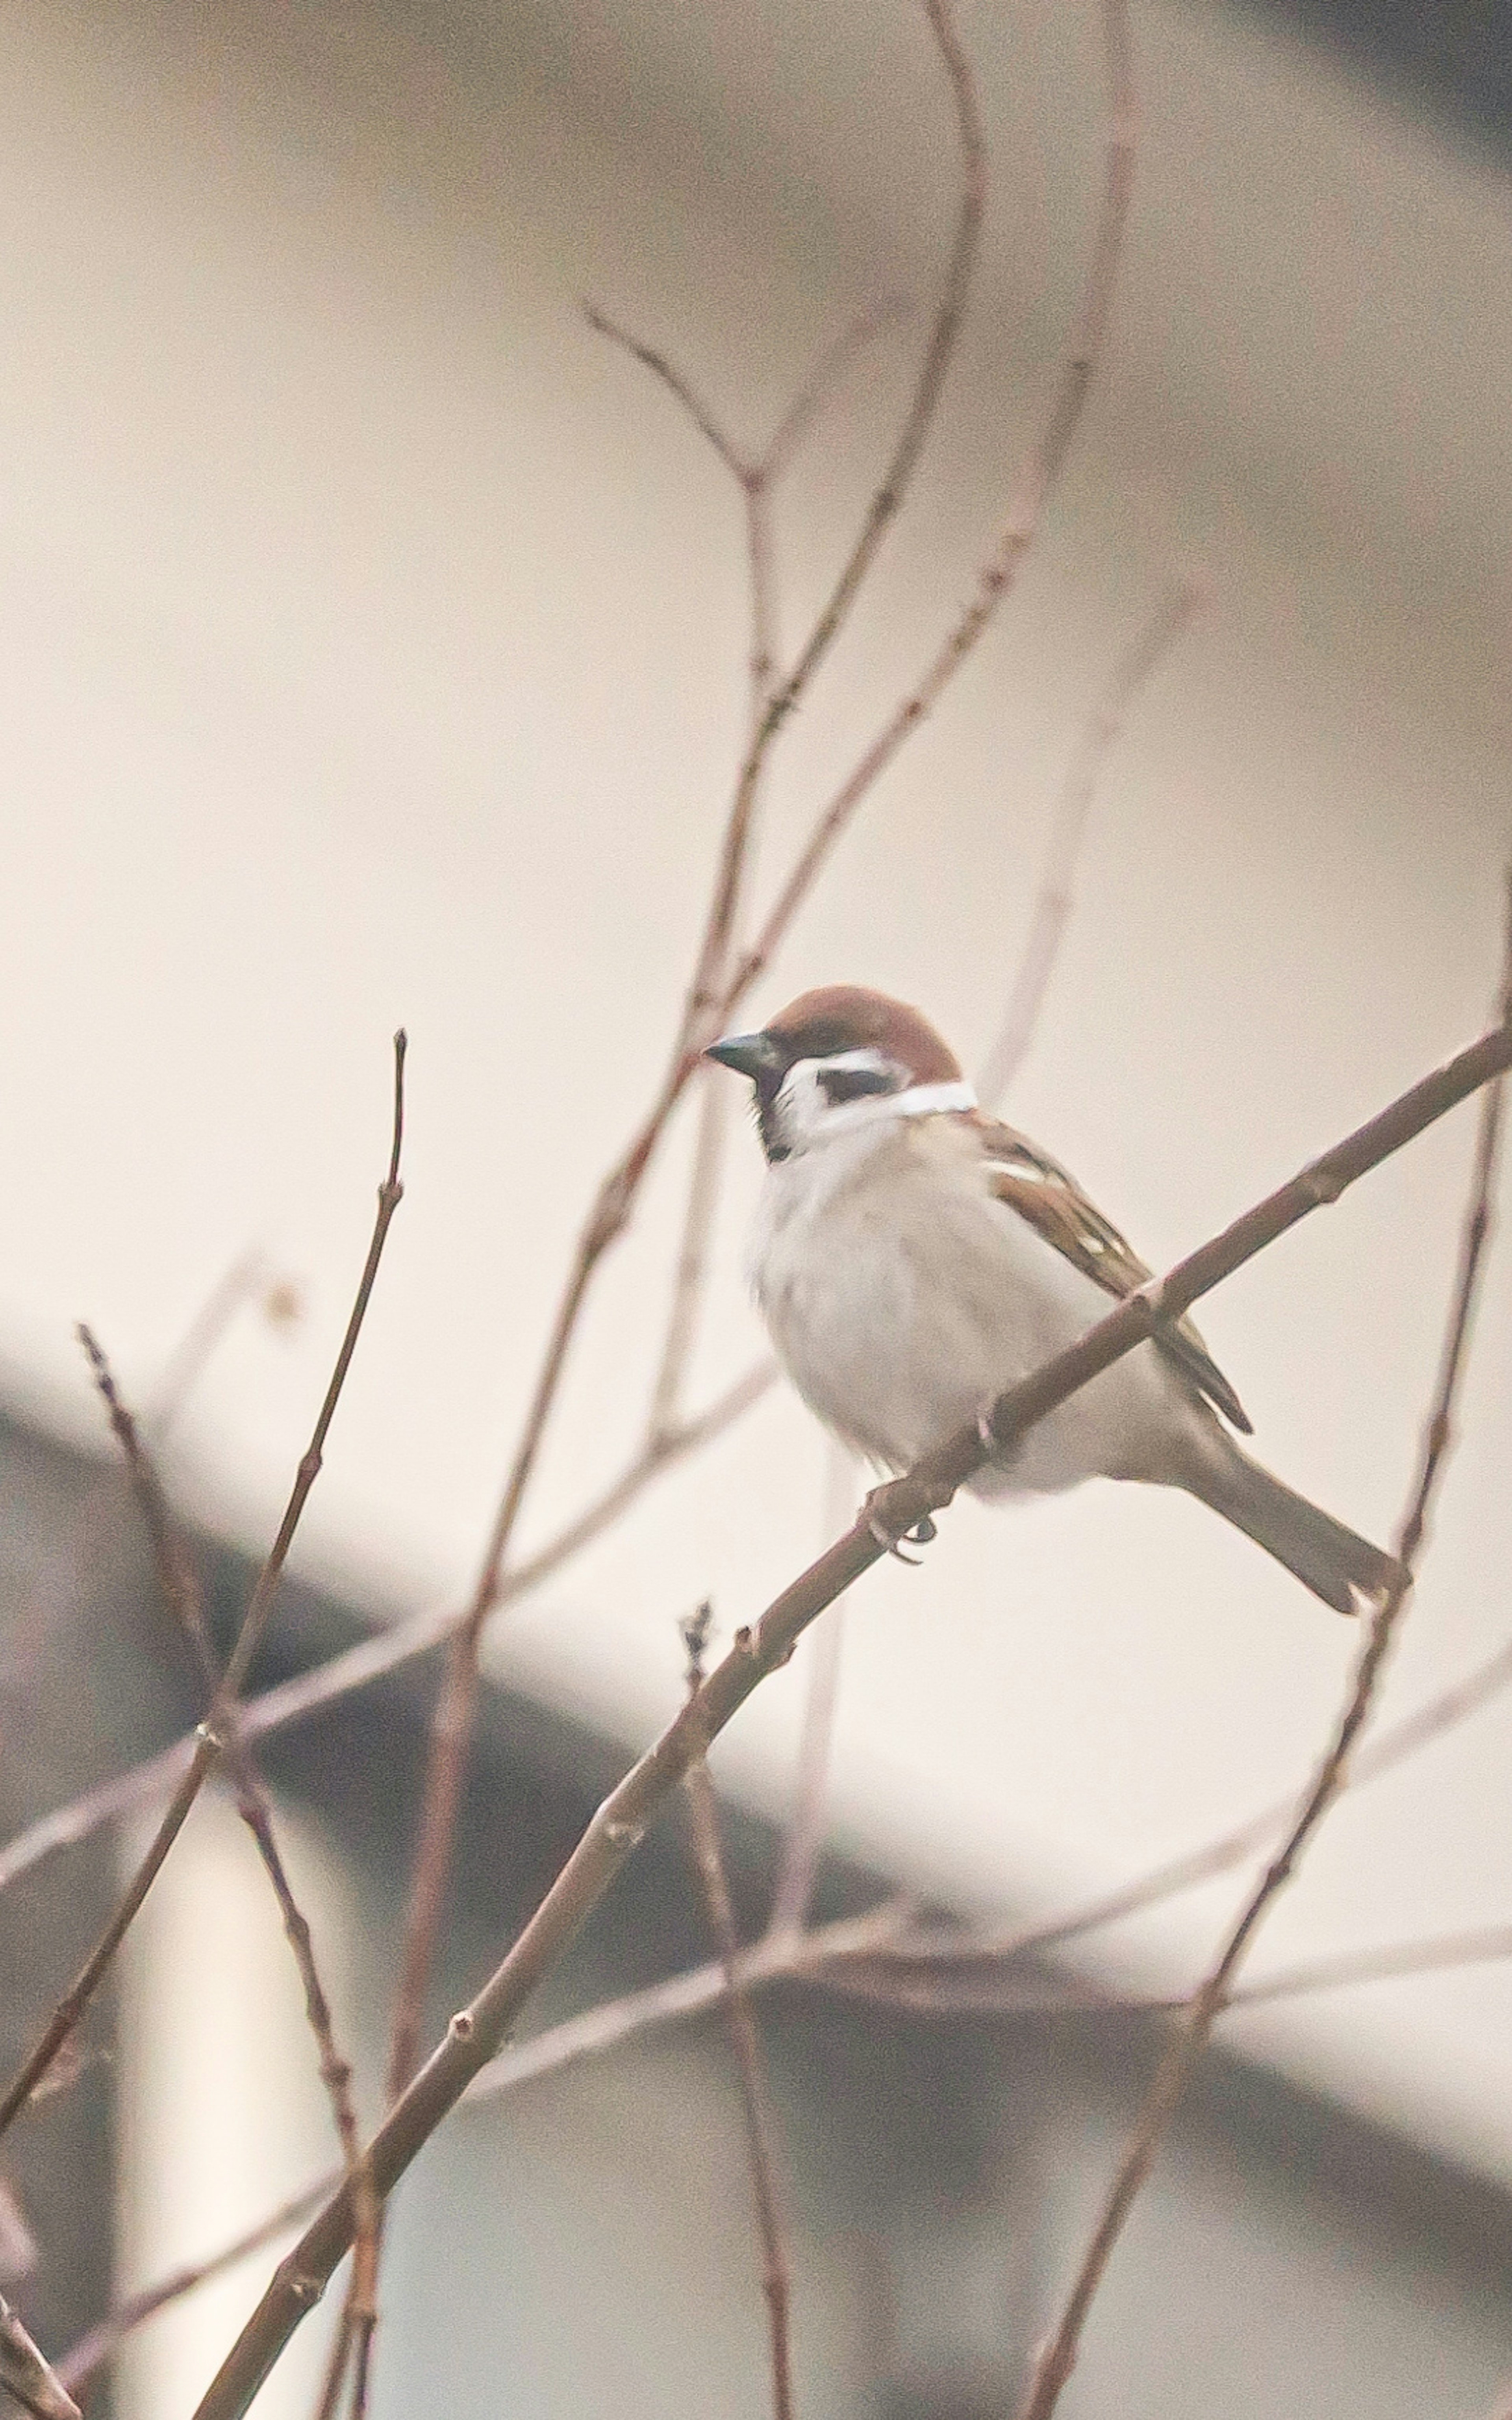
[{"left": 1, "top": 0, "right": 1512, "bottom": 2411}]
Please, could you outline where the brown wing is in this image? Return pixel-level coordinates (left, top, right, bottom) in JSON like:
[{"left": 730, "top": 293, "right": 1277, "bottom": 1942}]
[{"left": 973, "top": 1115, "right": 1253, "bottom": 1434}]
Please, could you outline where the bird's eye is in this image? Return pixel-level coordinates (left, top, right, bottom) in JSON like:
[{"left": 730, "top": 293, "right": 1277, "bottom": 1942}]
[{"left": 819, "top": 1063, "right": 897, "bottom": 1105}]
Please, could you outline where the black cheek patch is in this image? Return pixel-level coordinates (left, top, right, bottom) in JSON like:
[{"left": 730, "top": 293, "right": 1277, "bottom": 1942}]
[{"left": 819, "top": 1065, "right": 898, "bottom": 1105}]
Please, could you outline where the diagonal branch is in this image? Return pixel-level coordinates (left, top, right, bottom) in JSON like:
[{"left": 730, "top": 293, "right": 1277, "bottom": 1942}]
[
  {"left": 1015, "top": 892, "right": 1512, "bottom": 2420},
  {"left": 190, "top": 1002, "right": 1512, "bottom": 2420},
  {"left": 977, "top": 577, "right": 1204, "bottom": 1106},
  {"left": 0, "top": 2292, "right": 79, "bottom": 2420}
]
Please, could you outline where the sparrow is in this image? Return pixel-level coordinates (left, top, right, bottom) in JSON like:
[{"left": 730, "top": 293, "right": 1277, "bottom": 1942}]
[{"left": 707, "top": 985, "right": 1396, "bottom": 1613}]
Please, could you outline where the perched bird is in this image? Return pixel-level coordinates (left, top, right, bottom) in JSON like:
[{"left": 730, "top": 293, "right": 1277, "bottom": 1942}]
[{"left": 707, "top": 985, "right": 1395, "bottom": 1613}]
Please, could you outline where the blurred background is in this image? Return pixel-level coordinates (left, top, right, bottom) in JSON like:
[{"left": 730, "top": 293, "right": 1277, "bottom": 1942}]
[{"left": 2, "top": 0, "right": 1512, "bottom": 2411}]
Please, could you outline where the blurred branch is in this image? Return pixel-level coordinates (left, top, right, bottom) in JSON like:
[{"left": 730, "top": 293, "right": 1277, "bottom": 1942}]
[
  {"left": 190, "top": 1008, "right": 1512, "bottom": 2420},
  {"left": 1016, "top": 888, "right": 1512, "bottom": 2420},
  {"left": 0, "top": 1360, "right": 775, "bottom": 1906},
  {"left": 56, "top": 2179, "right": 330, "bottom": 2399},
  {"left": 0, "top": 2293, "right": 78, "bottom": 2420},
  {"left": 681, "top": 1608, "right": 794, "bottom": 2420},
  {"left": 977, "top": 578, "right": 1205, "bottom": 1107},
  {"left": 63, "top": 1886, "right": 1512, "bottom": 2391},
  {"left": 0, "top": 1036, "right": 408, "bottom": 2147}
]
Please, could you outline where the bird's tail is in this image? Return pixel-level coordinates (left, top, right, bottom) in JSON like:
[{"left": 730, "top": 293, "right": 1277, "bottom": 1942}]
[{"left": 1182, "top": 1441, "right": 1399, "bottom": 1616}]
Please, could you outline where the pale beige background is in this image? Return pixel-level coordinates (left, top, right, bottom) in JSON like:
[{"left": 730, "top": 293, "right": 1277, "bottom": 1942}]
[{"left": 2, "top": 0, "right": 1511, "bottom": 2342}]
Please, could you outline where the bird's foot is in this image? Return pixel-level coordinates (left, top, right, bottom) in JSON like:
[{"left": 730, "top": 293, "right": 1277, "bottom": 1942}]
[{"left": 864, "top": 1488, "right": 938, "bottom": 1564}]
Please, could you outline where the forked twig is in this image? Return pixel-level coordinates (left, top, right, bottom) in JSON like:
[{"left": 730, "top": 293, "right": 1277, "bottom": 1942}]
[
  {"left": 0, "top": 1036, "right": 408, "bottom": 2147},
  {"left": 681, "top": 1608, "right": 794, "bottom": 2420},
  {"left": 189, "top": 1007, "right": 1512, "bottom": 2420},
  {"left": 1015, "top": 894, "right": 1512, "bottom": 2420},
  {"left": 766, "top": 1442, "right": 854, "bottom": 1939}
]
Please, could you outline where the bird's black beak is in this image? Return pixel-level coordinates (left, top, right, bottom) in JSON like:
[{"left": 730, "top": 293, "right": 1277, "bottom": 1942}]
[{"left": 704, "top": 1030, "right": 781, "bottom": 1083}]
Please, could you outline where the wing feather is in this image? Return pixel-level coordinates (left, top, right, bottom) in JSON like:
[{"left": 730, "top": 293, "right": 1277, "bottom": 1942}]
[{"left": 972, "top": 1115, "right": 1253, "bottom": 1434}]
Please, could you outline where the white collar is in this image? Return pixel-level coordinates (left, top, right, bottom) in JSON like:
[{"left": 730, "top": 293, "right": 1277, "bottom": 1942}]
[{"left": 813, "top": 1076, "right": 978, "bottom": 1141}]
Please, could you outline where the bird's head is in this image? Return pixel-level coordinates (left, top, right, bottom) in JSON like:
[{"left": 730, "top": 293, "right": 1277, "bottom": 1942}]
[{"left": 705, "top": 985, "right": 976, "bottom": 1162}]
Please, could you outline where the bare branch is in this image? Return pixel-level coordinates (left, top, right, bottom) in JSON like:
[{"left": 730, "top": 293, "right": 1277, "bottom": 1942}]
[
  {"left": 1015, "top": 889, "right": 1512, "bottom": 2420},
  {"left": 0, "top": 2292, "right": 79, "bottom": 2420},
  {"left": 189, "top": 1008, "right": 1512, "bottom": 2420},
  {"left": 977, "top": 577, "right": 1205, "bottom": 1106},
  {"left": 680, "top": 1608, "right": 794, "bottom": 2420}
]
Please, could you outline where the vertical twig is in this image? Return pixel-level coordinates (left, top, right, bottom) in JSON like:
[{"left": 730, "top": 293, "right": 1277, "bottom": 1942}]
[
  {"left": 680, "top": 1607, "right": 795, "bottom": 2420},
  {"left": 1015, "top": 882, "right": 1512, "bottom": 2420},
  {"left": 767, "top": 1442, "right": 854, "bottom": 1939},
  {"left": 976, "top": 577, "right": 1204, "bottom": 1107}
]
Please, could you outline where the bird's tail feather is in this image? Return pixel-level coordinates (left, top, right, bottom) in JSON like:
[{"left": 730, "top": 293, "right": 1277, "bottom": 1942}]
[{"left": 1185, "top": 1445, "right": 1399, "bottom": 1616}]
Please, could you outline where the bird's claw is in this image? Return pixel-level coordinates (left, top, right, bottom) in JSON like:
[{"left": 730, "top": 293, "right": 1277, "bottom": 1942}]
[{"left": 865, "top": 1500, "right": 938, "bottom": 1563}]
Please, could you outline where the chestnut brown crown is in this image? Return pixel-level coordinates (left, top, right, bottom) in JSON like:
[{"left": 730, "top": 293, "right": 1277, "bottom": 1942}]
[{"left": 761, "top": 986, "right": 963, "bottom": 1085}]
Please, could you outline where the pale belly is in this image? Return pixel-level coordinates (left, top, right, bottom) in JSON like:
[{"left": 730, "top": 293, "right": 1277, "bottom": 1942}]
[{"left": 752, "top": 1139, "right": 1194, "bottom": 1496}]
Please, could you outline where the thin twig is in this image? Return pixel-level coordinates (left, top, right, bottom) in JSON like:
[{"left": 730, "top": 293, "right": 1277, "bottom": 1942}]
[
  {"left": 816, "top": 1916, "right": 1512, "bottom": 2019},
  {"left": 0, "top": 1362, "right": 775, "bottom": 1908},
  {"left": 0, "top": 1036, "right": 408, "bottom": 2147},
  {"left": 0, "top": 2292, "right": 79, "bottom": 2420},
  {"left": 190, "top": 1007, "right": 1512, "bottom": 2420},
  {"left": 56, "top": 2179, "right": 332, "bottom": 2398},
  {"left": 976, "top": 577, "right": 1205, "bottom": 1106},
  {"left": 766, "top": 1442, "right": 854, "bottom": 1939},
  {"left": 73, "top": 1331, "right": 381, "bottom": 2420},
  {"left": 680, "top": 1607, "right": 795, "bottom": 2420},
  {"left": 583, "top": 308, "right": 747, "bottom": 480},
  {"left": 758, "top": 301, "right": 906, "bottom": 485},
  {"left": 1015, "top": 887, "right": 1512, "bottom": 2420}
]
